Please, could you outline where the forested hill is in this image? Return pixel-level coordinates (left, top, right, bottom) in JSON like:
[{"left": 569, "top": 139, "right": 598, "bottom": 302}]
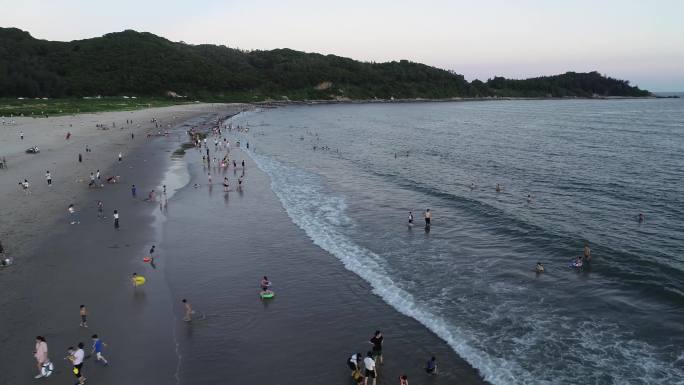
[{"left": 0, "top": 28, "right": 651, "bottom": 100}]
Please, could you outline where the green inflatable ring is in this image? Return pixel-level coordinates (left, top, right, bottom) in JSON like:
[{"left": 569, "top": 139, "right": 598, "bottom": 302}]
[{"left": 260, "top": 291, "right": 275, "bottom": 299}]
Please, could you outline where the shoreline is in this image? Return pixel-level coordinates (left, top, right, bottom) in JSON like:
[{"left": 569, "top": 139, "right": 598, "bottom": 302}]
[
  {"left": 255, "top": 95, "right": 658, "bottom": 107},
  {"left": 162, "top": 123, "right": 491, "bottom": 384}
]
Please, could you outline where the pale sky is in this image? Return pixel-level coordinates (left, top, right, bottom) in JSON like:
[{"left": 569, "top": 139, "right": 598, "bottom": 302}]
[{"left": 2, "top": 0, "right": 683, "bottom": 91}]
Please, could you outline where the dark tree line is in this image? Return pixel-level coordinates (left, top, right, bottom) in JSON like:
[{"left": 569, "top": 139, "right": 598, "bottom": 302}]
[{"left": 0, "top": 28, "right": 651, "bottom": 100}]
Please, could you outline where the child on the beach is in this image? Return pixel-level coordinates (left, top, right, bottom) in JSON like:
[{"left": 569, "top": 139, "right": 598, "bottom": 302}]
[
  {"left": 79, "top": 305, "right": 88, "bottom": 328},
  {"left": 91, "top": 334, "right": 109, "bottom": 366}
]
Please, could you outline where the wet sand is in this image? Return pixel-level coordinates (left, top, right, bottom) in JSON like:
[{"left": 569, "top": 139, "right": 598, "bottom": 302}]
[{"left": 163, "top": 145, "right": 489, "bottom": 384}]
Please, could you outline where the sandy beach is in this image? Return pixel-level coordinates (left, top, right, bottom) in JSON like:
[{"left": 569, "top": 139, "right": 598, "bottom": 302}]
[
  {"left": 0, "top": 104, "right": 248, "bottom": 384},
  {"left": 0, "top": 102, "right": 489, "bottom": 385}
]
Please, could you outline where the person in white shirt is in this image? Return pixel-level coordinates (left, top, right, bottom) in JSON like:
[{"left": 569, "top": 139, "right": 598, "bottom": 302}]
[
  {"left": 45, "top": 171, "right": 52, "bottom": 186},
  {"left": 363, "top": 351, "right": 377, "bottom": 385},
  {"left": 113, "top": 210, "right": 120, "bottom": 229},
  {"left": 67, "top": 342, "right": 86, "bottom": 384},
  {"left": 21, "top": 179, "right": 30, "bottom": 195},
  {"left": 68, "top": 204, "right": 79, "bottom": 224}
]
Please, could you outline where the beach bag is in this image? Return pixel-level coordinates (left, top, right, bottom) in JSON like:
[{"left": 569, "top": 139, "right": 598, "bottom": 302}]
[
  {"left": 41, "top": 361, "right": 54, "bottom": 377},
  {"left": 352, "top": 369, "right": 363, "bottom": 382}
]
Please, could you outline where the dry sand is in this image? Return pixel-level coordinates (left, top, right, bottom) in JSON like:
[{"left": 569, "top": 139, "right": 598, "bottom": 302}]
[{"left": 0, "top": 104, "right": 247, "bottom": 257}]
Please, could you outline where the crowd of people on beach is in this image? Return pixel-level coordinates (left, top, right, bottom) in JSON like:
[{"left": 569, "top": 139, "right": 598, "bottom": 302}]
[{"left": 2, "top": 113, "right": 249, "bottom": 383}]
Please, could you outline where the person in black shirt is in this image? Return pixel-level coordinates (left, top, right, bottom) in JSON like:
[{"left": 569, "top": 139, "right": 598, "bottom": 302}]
[{"left": 370, "top": 330, "right": 383, "bottom": 364}]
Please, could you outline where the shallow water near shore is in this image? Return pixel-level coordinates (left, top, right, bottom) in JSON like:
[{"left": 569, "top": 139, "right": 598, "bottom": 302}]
[{"left": 217, "top": 99, "right": 684, "bottom": 385}]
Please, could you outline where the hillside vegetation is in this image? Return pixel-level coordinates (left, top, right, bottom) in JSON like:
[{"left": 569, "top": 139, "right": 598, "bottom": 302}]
[{"left": 0, "top": 28, "right": 651, "bottom": 101}]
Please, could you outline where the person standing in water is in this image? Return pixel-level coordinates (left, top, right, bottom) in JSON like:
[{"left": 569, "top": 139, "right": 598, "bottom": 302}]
[
  {"left": 408, "top": 211, "right": 413, "bottom": 226},
  {"left": 363, "top": 352, "right": 377, "bottom": 385},
  {"left": 182, "top": 299, "right": 193, "bottom": 322},
  {"left": 118, "top": 152, "right": 122, "bottom": 162},
  {"left": 113, "top": 210, "right": 120, "bottom": 229},
  {"left": 370, "top": 330, "right": 384, "bottom": 364},
  {"left": 97, "top": 200, "right": 104, "bottom": 218},
  {"left": 424, "top": 209, "right": 431, "bottom": 227},
  {"left": 425, "top": 356, "right": 437, "bottom": 375},
  {"left": 583, "top": 241, "right": 591, "bottom": 262}
]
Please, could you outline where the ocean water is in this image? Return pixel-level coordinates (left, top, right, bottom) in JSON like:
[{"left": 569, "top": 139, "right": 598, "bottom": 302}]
[{"left": 229, "top": 99, "right": 684, "bottom": 385}]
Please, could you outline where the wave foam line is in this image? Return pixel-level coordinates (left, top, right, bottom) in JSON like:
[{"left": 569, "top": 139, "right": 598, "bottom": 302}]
[{"left": 245, "top": 148, "right": 528, "bottom": 385}]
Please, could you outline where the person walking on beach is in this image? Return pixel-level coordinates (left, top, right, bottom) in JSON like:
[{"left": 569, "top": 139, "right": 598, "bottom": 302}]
[
  {"left": 91, "top": 334, "right": 109, "bottom": 366},
  {"left": 79, "top": 305, "right": 88, "bottom": 328},
  {"left": 399, "top": 374, "right": 409, "bottom": 385},
  {"left": 68, "top": 204, "right": 79, "bottom": 225},
  {"left": 78, "top": 153, "right": 82, "bottom": 163},
  {"left": 113, "top": 210, "right": 120, "bottom": 229},
  {"left": 21, "top": 179, "right": 30, "bottom": 195},
  {"left": 66, "top": 343, "right": 87, "bottom": 385},
  {"left": 33, "top": 336, "right": 49, "bottom": 378},
  {"left": 97, "top": 200, "right": 104, "bottom": 218},
  {"left": 96, "top": 169, "right": 101, "bottom": 182},
  {"left": 424, "top": 209, "right": 431, "bottom": 228},
  {"left": 45, "top": 170, "right": 52, "bottom": 187},
  {"left": 20, "top": 131, "right": 24, "bottom": 140},
  {"left": 89, "top": 172, "right": 96, "bottom": 188},
  {"left": 363, "top": 352, "right": 377, "bottom": 385},
  {"left": 182, "top": 299, "right": 193, "bottom": 322},
  {"left": 370, "top": 330, "right": 384, "bottom": 364},
  {"left": 131, "top": 184, "right": 137, "bottom": 198},
  {"left": 118, "top": 152, "right": 122, "bottom": 162}
]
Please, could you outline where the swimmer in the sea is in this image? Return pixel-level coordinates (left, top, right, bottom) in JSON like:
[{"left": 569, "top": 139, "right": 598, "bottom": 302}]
[
  {"left": 572, "top": 256, "right": 583, "bottom": 268},
  {"left": 496, "top": 184, "right": 502, "bottom": 192},
  {"left": 408, "top": 211, "right": 413, "bottom": 226},
  {"left": 638, "top": 213, "right": 645, "bottom": 223},
  {"left": 527, "top": 194, "right": 532, "bottom": 203},
  {"left": 535, "top": 262, "right": 544, "bottom": 273}
]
